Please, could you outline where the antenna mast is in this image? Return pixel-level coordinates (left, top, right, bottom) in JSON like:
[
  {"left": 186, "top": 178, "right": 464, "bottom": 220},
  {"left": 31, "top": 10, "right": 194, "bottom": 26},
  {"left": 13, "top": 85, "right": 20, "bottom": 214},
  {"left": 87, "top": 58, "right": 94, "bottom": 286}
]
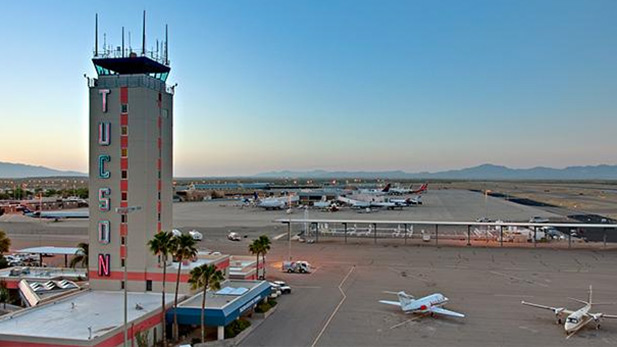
[
  {"left": 94, "top": 13, "right": 98, "bottom": 56},
  {"left": 165, "top": 24, "right": 169, "bottom": 65},
  {"left": 141, "top": 10, "right": 146, "bottom": 56},
  {"left": 122, "top": 26, "right": 125, "bottom": 57}
]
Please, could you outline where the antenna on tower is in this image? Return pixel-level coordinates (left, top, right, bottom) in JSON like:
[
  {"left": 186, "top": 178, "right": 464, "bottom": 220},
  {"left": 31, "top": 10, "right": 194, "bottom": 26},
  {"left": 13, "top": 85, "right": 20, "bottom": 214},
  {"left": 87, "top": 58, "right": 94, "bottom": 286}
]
[
  {"left": 128, "top": 31, "right": 132, "bottom": 53},
  {"left": 94, "top": 13, "right": 98, "bottom": 56},
  {"left": 165, "top": 24, "right": 169, "bottom": 65},
  {"left": 141, "top": 10, "right": 146, "bottom": 56},
  {"left": 103, "top": 33, "right": 107, "bottom": 56},
  {"left": 122, "top": 26, "right": 125, "bottom": 58}
]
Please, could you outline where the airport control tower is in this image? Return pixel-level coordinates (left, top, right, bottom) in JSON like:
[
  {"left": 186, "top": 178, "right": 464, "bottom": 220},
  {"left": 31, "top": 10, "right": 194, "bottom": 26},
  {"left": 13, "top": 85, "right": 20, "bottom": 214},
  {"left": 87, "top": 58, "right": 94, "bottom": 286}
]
[{"left": 88, "top": 14, "right": 174, "bottom": 291}]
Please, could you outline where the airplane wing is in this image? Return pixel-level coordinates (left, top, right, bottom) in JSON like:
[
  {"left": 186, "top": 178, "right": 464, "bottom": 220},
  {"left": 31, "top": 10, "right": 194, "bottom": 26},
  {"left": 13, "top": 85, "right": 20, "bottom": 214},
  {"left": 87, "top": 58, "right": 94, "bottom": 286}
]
[
  {"left": 600, "top": 314, "right": 617, "bottom": 319},
  {"left": 430, "top": 306, "right": 465, "bottom": 318},
  {"left": 521, "top": 301, "right": 573, "bottom": 315},
  {"left": 379, "top": 300, "right": 402, "bottom": 307}
]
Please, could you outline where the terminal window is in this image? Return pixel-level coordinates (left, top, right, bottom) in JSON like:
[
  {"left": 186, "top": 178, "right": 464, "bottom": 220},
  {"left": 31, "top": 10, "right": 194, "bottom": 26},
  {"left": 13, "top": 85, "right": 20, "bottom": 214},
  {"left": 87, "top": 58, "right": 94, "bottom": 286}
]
[
  {"left": 121, "top": 104, "right": 128, "bottom": 113},
  {"left": 121, "top": 236, "right": 125, "bottom": 245},
  {"left": 121, "top": 215, "right": 127, "bottom": 223},
  {"left": 121, "top": 170, "right": 128, "bottom": 179},
  {"left": 146, "top": 280, "right": 152, "bottom": 292},
  {"left": 121, "top": 192, "right": 128, "bottom": 201},
  {"left": 121, "top": 259, "right": 125, "bottom": 267}
]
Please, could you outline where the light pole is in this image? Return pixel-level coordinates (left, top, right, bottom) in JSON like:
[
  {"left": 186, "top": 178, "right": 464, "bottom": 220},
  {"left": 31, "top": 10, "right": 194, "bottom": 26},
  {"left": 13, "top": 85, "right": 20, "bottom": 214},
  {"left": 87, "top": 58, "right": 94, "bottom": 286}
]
[{"left": 115, "top": 205, "right": 142, "bottom": 347}]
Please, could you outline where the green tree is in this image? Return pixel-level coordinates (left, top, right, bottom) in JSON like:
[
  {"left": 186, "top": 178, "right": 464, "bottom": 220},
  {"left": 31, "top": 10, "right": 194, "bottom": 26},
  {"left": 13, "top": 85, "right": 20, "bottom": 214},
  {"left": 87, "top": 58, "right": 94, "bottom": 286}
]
[
  {"left": 0, "top": 230, "right": 10, "bottom": 256},
  {"left": 189, "top": 264, "right": 224, "bottom": 343},
  {"left": 147, "top": 231, "right": 175, "bottom": 347},
  {"left": 248, "top": 240, "right": 260, "bottom": 280},
  {"left": 69, "top": 242, "right": 89, "bottom": 269},
  {"left": 171, "top": 234, "right": 197, "bottom": 341},
  {"left": 257, "top": 235, "right": 271, "bottom": 279},
  {"left": 0, "top": 281, "right": 8, "bottom": 310}
]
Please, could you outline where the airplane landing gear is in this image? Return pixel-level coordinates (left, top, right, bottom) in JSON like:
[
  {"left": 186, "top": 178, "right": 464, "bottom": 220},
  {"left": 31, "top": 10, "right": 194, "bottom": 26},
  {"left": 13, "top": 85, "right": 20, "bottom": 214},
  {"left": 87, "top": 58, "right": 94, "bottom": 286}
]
[{"left": 556, "top": 318, "right": 562, "bottom": 325}]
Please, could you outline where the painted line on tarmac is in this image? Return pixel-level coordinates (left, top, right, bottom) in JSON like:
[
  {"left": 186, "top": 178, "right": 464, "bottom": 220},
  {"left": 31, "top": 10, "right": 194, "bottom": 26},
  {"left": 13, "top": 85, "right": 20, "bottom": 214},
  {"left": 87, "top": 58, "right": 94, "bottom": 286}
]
[
  {"left": 273, "top": 232, "right": 288, "bottom": 241},
  {"left": 494, "top": 294, "right": 535, "bottom": 298},
  {"left": 389, "top": 315, "right": 423, "bottom": 330},
  {"left": 294, "top": 286, "right": 322, "bottom": 289},
  {"left": 311, "top": 266, "right": 355, "bottom": 347}
]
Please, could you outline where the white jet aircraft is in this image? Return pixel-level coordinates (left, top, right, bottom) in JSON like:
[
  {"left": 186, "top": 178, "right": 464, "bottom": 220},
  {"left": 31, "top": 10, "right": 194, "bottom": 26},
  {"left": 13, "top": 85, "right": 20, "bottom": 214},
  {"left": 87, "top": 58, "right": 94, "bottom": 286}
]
[
  {"left": 522, "top": 285, "right": 617, "bottom": 336},
  {"left": 257, "top": 195, "right": 299, "bottom": 210},
  {"left": 358, "top": 184, "right": 391, "bottom": 196},
  {"left": 379, "top": 291, "right": 465, "bottom": 318},
  {"left": 388, "top": 183, "right": 428, "bottom": 195}
]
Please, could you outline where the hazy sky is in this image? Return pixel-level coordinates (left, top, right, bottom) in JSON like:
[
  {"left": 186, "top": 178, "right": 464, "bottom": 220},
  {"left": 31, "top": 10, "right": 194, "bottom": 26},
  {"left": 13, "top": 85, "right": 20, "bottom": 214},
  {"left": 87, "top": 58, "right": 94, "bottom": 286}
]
[{"left": 1, "top": 1, "right": 616, "bottom": 176}]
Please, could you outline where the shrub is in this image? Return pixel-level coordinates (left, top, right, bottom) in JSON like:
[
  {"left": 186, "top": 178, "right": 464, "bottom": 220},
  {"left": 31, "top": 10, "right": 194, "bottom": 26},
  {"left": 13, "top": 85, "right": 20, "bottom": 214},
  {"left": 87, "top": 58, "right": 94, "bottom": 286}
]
[{"left": 224, "top": 318, "right": 251, "bottom": 339}]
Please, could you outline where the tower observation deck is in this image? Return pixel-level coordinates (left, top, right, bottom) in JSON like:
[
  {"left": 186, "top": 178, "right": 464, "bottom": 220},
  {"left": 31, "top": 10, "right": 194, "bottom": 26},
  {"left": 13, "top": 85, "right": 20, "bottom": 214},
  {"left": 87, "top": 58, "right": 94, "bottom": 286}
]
[{"left": 92, "top": 12, "right": 170, "bottom": 82}]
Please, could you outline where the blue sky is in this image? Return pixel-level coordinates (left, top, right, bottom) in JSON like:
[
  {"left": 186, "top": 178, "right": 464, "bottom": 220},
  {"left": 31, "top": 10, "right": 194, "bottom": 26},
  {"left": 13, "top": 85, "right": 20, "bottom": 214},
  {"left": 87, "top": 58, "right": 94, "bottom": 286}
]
[{"left": 0, "top": 1, "right": 616, "bottom": 176}]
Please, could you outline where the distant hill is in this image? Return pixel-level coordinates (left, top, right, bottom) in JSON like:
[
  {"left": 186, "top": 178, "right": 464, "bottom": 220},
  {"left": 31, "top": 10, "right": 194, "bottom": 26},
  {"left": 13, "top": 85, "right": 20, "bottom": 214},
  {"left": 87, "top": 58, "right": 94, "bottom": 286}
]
[
  {"left": 0, "top": 161, "right": 85, "bottom": 178},
  {"left": 255, "top": 164, "right": 617, "bottom": 180}
]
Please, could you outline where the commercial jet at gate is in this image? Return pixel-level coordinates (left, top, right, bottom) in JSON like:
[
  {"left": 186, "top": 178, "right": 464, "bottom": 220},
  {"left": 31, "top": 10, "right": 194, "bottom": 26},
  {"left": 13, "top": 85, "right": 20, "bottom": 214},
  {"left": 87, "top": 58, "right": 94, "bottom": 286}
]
[
  {"left": 388, "top": 183, "right": 428, "bottom": 195},
  {"left": 257, "top": 195, "right": 299, "bottom": 210},
  {"left": 358, "top": 184, "right": 391, "bottom": 196},
  {"left": 522, "top": 285, "right": 617, "bottom": 337},
  {"left": 379, "top": 290, "right": 465, "bottom": 318}
]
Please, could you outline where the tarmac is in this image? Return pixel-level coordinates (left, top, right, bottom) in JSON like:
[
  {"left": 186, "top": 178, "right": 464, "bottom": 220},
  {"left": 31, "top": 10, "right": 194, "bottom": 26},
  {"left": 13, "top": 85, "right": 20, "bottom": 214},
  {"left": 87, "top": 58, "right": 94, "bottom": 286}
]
[
  {"left": 1, "top": 189, "right": 616, "bottom": 346},
  {"left": 239, "top": 243, "right": 617, "bottom": 347}
]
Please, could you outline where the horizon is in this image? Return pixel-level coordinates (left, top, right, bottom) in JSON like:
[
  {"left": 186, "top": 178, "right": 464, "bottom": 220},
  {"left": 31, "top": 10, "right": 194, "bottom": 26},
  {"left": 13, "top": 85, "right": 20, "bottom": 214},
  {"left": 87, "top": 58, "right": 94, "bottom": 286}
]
[{"left": 1, "top": 1, "right": 616, "bottom": 176}]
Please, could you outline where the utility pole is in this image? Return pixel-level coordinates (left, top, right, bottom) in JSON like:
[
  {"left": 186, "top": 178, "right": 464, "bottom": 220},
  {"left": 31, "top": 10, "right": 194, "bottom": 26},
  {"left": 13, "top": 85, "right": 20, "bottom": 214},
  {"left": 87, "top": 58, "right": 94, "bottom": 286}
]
[{"left": 115, "top": 206, "right": 142, "bottom": 347}]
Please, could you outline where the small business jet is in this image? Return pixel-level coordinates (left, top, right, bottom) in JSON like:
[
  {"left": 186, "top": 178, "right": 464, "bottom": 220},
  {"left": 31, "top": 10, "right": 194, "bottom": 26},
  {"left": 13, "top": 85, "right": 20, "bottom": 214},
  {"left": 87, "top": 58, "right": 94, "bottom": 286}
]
[
  {"left": 380, "top": 291, "right": 465, "bottom": 318},
  {"left": 388, "top": 183, "right": 428, "bottom": 195},
  {"left": 522, "top": 285, "right": 617, "bottom": 336}
]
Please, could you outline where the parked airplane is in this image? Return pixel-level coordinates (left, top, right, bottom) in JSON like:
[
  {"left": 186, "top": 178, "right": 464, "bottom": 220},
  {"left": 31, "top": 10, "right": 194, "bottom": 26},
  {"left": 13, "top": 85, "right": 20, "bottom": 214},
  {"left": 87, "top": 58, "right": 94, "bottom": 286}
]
[
  {"left": 389, "top": 195, "right": 423, "bottom": 207},
  {"left": 358, "top": 184, "right": 391, "bottom": 195},
  {"left": 23, "top": 208, "right": 89, "bottom": 220},
  {"left": 312, "top": 197, "right": 339, "bottom": 211},
  {"left": 522, "top": 285, "right": 617, "bottom": 336},
  {"left": 336, "top": 196, "right": 371, "bottom": 209},
  {"left": 257, "top": 195, "right": 299, "bottom": 210},
  {"left": 388, "top": 183, "right": 428, "bottom": 195},
  {"left": 380, "top": 290, "right": 465, "bottom": 318}
]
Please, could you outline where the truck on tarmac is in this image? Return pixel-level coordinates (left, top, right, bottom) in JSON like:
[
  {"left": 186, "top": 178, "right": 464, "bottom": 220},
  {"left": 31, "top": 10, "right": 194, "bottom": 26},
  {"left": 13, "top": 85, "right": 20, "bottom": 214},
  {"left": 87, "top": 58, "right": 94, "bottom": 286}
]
[{"left": 282, "top": 261, "right": 311, "bottom": 274}]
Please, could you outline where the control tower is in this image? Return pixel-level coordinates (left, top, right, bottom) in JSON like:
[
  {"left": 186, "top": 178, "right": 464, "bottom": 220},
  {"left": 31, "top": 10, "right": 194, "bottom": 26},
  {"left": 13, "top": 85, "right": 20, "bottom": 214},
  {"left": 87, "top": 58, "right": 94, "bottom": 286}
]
[{"left": 88, "top": 13, "right": 174, "bottom": 291}]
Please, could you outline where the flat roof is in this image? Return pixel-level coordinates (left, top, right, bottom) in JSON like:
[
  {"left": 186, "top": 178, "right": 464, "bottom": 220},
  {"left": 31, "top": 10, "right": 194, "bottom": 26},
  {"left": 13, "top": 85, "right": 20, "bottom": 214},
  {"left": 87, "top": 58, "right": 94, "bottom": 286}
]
[
  {"left": 179, "top": 280, "right": 263, "bottom": 310},
  {"left": 0, "top": 267, "right": 86, "bottom": 280},
  {"left": 0, "top": 290, "right": 174, "bottom": 341},
  {"left": 17, "top": 246, "right": 80, "bottom": 255},
  {"left": 276, "top": 218, "right": 617, "bottom": 229}
]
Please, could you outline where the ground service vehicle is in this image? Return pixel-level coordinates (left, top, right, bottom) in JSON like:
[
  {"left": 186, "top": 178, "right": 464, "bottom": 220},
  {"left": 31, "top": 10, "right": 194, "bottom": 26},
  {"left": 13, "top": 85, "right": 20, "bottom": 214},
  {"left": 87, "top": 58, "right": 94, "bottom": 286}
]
[{"left": 282, "top": 261, "right": 311, "bottom": 273}]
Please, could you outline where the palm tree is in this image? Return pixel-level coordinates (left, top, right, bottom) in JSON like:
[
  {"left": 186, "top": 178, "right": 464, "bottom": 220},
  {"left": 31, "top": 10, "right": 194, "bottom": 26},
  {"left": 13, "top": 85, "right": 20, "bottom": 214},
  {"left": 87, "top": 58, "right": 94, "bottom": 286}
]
[
  {"left": 147, "top": 231, "right": 175, "bottom": 346},
  {"left": 171, "top": 234, "right": 197, "bottom": 341},
  {"left": 69, "top": 242, "right": 88, "bottom": 269},
  {"left": 257, "top": 235, "right": 271, "bottom": 279},
  {"left": 0, "top": 230, "right": 10, "bottom": 255},
  {"left": 189, "top": 264, "right": 224, "bottom": 343},
  {"left": 248, "top": 240, "right": 260, "bottom": 279}
]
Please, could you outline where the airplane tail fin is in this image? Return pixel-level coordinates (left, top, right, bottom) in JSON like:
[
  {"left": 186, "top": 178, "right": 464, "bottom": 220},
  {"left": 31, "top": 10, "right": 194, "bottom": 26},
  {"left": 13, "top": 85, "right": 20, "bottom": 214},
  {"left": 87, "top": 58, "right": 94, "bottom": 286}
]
[
  {"left": 397, "top": 291, "right": 414, "bottom": 306},
  {"left": 382, "top": 184, "right": 391, "bottom": 192}
]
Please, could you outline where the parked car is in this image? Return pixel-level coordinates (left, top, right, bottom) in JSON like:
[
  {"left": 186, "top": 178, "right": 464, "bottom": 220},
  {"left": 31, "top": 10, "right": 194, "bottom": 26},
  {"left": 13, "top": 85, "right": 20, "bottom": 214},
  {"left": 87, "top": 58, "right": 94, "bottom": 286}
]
[
  {"left": 227, "top": 232, "right": 241, "bottom": 241},
  {"left": 188, "top": 229, "right": 203, "bottom": 241},
  {"left": 273, "top": 281, "right": 291, "bottom": 294},
  {"left": 269, "top": 282, "right": 282, "bottom": 298}
]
